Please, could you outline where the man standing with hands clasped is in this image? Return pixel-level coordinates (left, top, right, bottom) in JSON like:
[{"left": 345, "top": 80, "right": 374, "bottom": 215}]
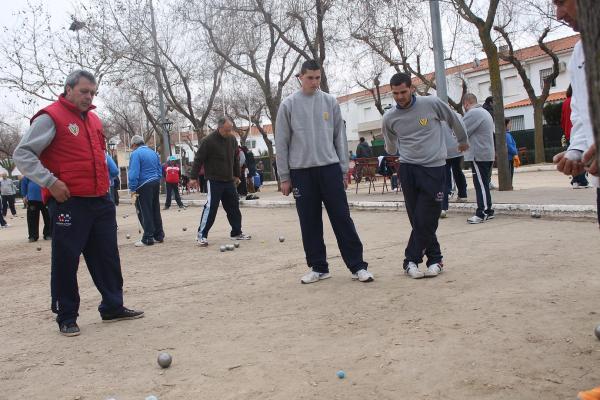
[
  {"left": 276, "top": 60, "right": 372, "bottom": 284},
  {"left": 382, "top": 72, "right": 468, "bottom": 279},
  {"left": 13, "top": 70, "right": 143, "bottom": 337}
]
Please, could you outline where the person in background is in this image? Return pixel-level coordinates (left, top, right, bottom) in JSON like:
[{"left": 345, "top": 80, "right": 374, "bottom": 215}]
[
  {"left": 560, "top": 85, "right": 589, "bottom": 188},
  {"left": 163, "top": 156, "right": 185, "bottom": 209},
  {"left": 441, "top": 117, "right": 469, "bottom": 218},
  {"left": 21, "top": 176, "right": 51, "bottom": 242},
  {"left": 505, "top": 119, "right": 518, "bottom": 183},
  {"left": 128, "top": 135, "right": 164, "bottom": 247},
  {"left": 256, "top": 160, "right": 265, "bottom": 185},
  {"left": 106, "top": 153, "right": 119, "bottom": 205},
  {"left": 0, "top": 173, "right": 17, "bottom": 217},
  {"left": 463, "top": 93, "right": 496, "bottom": 224},
  {"left": 355, "top": 137, "right": 373, "bottom": 159}
]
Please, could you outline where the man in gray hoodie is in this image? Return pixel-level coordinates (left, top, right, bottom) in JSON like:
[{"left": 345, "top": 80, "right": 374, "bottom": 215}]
[
  {"left": 275, "top": 60, "right": 372, "bottom": 284},
  {"left": 382, "top": 72, "right": 468, "bottom": 279},
  {"left": 462, "top": 93, "right": 496, "bottom": 224}
]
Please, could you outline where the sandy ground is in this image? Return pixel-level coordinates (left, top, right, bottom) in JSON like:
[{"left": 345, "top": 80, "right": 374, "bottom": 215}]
[{"left": 1, "top": 203, "right": 599, "bottom": 400}]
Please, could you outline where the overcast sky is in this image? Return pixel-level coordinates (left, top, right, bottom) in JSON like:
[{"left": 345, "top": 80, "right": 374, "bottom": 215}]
[{"left": 0, "top": 0, "right": 575, "bottom": 125}]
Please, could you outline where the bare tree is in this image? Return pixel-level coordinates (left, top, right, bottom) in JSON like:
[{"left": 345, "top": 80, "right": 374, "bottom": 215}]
[
  {"left": 348, "top": 0, "right": 468, "bottom": 113},
  {"left": 256, "top": 0, "right": 337, "bottom": 93},
  {"left": 494, "top": 25, "right": 560, "bottom": 164},
  {"left": 0, "top": 2, "right": 127, "bottom": 107},
  {"left": 0, "top": 118, "right": 22, "bottom": 174},
  {"left": 452, "top": 0, "right": 511, "bottom": 190},
  {"left": 186, "top": 0, "right": 303, "bottom": 173},
  {"left": 577, "top": 0, "right": 600, "bottom": 168},
  {"left": 82, "top": 0, "right": 225, "bottom": 148}
]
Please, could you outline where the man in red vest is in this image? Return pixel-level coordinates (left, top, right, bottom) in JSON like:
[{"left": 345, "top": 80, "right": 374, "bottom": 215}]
[{"left": 14, "top": 70, "right": 144, "bottom": 337}]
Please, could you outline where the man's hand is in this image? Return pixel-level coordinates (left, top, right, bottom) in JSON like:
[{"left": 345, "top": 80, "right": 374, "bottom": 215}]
[
  {"left": 48, "top": 179, "right": 70, "bottom": 203},
  {"left": 23, "top": 197, "right": 28, "bottom": 207},
  {"left": 189, "top": 179, "right": 199, "bottom": 190},
  {"left": 553, "top": 151, "right": 585, "bottom": 176},
  {"left": 458, "top": 143, "right": 469, "bottom": 153},
  {"left": 131, "top": 191, "right": 138, "bottom": 203},
  {"left": 343, "top": 179, "right": 348, "bottom": 190},
  {"left": 281, "top": 180, "right": 292, "bottom": 196},
  {"left": 234, "top": 177, "right": 241, "bottom": 187},
  {"left": 583, "top": 144, "right": 598, "bottom": 177}
]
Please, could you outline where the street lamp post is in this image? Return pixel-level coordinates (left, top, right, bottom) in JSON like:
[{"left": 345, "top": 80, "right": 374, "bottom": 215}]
[{"left": 161, "top": 118, "right": 173, "bottom": 155}]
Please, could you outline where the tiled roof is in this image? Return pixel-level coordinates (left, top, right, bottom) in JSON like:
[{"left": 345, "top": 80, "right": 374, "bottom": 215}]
[
  {"left": 505, "top": 91, "right": 567, "bottom": 109},
  {"left": 337, "top": 34, "right": 579, "bottom": 104}
]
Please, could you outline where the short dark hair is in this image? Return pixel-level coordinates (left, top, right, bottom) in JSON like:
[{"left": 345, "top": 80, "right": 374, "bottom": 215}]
[
  {"left": 300, "top": 60, "right": 321, "bottom": 75},
  {"left": 485, "top": 96, "right": 493, "bottom": 105},
  {"left": 359, "top": 137, "right": 365, "bottom": 143},
  {"left": 504, "top": 118, "right": 511, "bottom": 127},
  {"left": 566, "top": 84, "right": 572, "bottom": 98},
  {"left": 390, "top": 73, "right": 412, "bottom": 87}
]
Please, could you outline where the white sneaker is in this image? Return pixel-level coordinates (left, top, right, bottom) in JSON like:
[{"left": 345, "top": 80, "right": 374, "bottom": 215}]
[
  {"left": 134, "top": 240, "right": 150, "bottom": 247},
  {"left": 0, "top": 224, "right": 9, "bottom": 229},
  {"left": 300, "top": 269, "right": 331, "bottom": 284},
  {"left": 440, "top": 210, "right": 447, "bottom": 218},
  {"left": 197, "top": 237, "right": 208, "bottom": 247},
  {"left": 424, "top": 263, "right": 443, "bottom": 277},
  {"left": 467, "top": 215, "right": 485, "bottom": 224},
  {"left": 351, "top": 269, "right": 374, "bottom": 282},
  {"left": 405, "top": 262, "right": 424, "bottom": 279}
]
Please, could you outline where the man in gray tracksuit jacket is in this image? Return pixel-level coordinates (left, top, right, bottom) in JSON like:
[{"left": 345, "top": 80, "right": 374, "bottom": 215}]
[
  {"left": 275, "top": 60, "right": 372, "bottom": 285},
  {"left": 462, "top": 93, "right": 496, "bottom": 223},
  {"left": 382, "top": 72, "right": 468, "bottom": 279}
]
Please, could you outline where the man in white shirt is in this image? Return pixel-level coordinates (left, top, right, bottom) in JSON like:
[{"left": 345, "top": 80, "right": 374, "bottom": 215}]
[{"left": 552, "top": 0, "right": 599, "bottom": 227}]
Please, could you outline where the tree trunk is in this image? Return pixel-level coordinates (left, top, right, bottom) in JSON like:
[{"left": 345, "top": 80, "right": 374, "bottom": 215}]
[
  {"left": 533, "top": 102, "right": 545, "bottom": 164},
  {"left": 485, "top": 43, "right": 511, "bottom": 191},
  {"left": 577, "top": 0, "right": 600, "bottom": 168}
]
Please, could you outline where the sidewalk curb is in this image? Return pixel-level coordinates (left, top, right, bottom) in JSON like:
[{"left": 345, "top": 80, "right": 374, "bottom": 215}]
[{"left": 119, "top": 197, "right": 596, "bottom": 221}]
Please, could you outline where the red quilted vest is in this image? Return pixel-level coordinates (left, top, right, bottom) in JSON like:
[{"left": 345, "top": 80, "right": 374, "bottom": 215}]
[
  {"left": 31, "top": 95, "right": 109, "bottom": 198},
  {"left": 165, "top": 165, "right": 180, "bottom": 184}
]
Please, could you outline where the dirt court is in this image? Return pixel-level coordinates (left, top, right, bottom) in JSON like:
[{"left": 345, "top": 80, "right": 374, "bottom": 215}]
[{"left": 1, "top": 203, "right": 599, "bottom": 399}]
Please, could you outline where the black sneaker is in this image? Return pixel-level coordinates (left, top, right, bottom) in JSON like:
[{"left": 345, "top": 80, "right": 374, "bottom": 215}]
[
  {"left": 59, "top": 322, "right": 81, "bottom": 337},
  {"left": 101, "top": 307, "right": 144, "bottom": 322}
]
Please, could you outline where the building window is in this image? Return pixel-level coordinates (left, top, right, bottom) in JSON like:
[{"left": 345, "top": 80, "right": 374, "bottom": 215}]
[
  {"left": 539, "top": 68, "right": 556, "bottom": 89},
  {"left": 508, "top": 115, "right": 525, "bottom": 131}
]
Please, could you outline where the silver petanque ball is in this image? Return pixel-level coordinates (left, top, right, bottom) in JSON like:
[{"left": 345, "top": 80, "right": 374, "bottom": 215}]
[
  {"left": 36, "top": 246, "right": 42, "bottom": 251},
  {"left": 279, "top": 236, "right": 285, "bottom": 243},
  {"left": 595, "top": 324, "right": 600, "bottom": 340},
  {"left": 226, "top": 244, "right": 234, "bottom": 251},
  {"left": 182, "top": 227, "right": 187, "bottom": 231},
  {"left": 126, "top": 234, "right": 131, "bottom": 239},
  {"left": 220, "top": 245, "right": 226, "bottom": 252},
  {"left": 157, "top": 352, "right": 172, "bottom": 368},
  {"left": 531, "top": 211, "right": 541, "bottom": 219}
]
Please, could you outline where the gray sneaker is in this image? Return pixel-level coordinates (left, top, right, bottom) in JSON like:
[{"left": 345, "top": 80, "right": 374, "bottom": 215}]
[{"left": 59, "top": 322, "right": 80, "bottom": 337}]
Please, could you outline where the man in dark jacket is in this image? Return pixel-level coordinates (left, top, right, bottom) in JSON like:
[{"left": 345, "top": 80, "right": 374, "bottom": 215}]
[
  {"left": 190, "top": 117, "right": 251, "bottom": 246},
  {"left": 355, "top": 137, "right": 372, "bottom": 159}
]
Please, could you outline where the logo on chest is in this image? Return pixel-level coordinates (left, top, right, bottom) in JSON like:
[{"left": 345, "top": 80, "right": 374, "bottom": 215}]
[
  {"left": 68, "top": 123, "right": 80, "bottom": 136},
  {"left": 419, "top": 118, "right": 428, "bottom": 126}
]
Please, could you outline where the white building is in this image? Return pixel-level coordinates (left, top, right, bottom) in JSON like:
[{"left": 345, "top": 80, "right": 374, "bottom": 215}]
[{"left": 338, "top": 34, "right": 579, "bottom": 149}]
